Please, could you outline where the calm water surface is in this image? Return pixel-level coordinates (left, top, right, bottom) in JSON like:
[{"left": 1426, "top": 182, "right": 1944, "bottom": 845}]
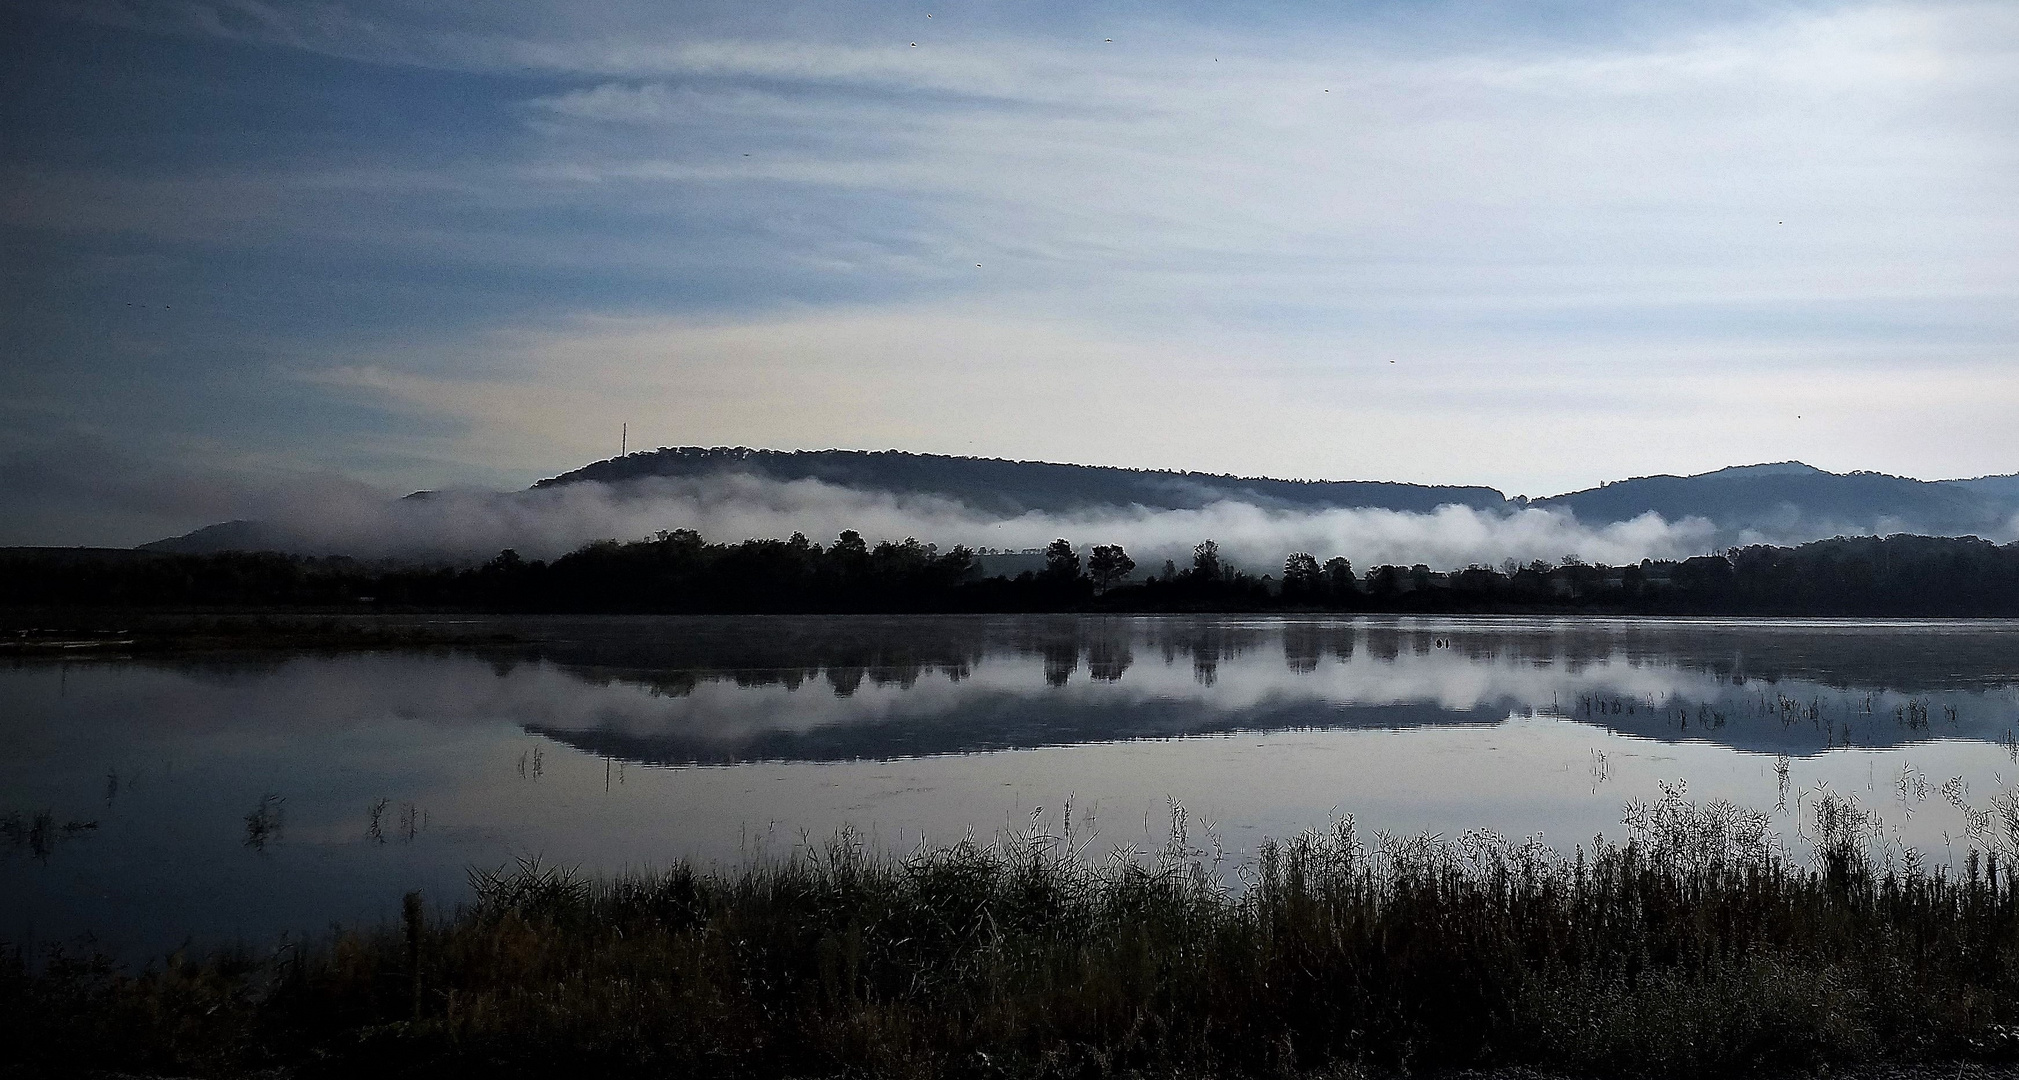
[{"left": 6, "top": 614, "right": 2019, "bottom": 959}]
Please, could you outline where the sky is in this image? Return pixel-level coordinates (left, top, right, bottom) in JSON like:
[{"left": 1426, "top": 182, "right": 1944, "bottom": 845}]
[{"left": 3, "top": 0, "right": 2017, "bottom": 546}]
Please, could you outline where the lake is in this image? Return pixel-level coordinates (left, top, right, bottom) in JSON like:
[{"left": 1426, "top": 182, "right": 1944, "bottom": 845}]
[{"left": 7, "top": 613, "right": 2019, "bottom": 960}]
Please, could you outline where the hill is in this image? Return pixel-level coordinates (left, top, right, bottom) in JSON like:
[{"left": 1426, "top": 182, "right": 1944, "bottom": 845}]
[
  {"left": 533, "top": 447, "right": 1512, "bottom": 516},
  {"left": 1535, "top": 462, "right": 2015, "bottom": 536}
]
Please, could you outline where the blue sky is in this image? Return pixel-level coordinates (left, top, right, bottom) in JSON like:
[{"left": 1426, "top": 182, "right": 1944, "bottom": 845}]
[{"left": 3, "top": 0, "right": 2016, "bottom": 544}]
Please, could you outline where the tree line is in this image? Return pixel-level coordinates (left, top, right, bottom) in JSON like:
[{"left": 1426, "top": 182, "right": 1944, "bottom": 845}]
[{"left": 8, "top": 531, "right": 2019, "bottom": 616}]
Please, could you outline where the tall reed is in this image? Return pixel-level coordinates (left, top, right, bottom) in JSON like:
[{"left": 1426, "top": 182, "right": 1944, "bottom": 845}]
[{"left": 7, "top": 788, "right": 2019, "bottom": 1079}]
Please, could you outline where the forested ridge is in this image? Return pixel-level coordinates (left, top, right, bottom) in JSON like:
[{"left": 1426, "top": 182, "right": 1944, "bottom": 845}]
[
  {"left": 9, "top": 531, "right": 2019, "bottom": 616},
  {"left": 530, "top": 446, "right": 1511, "bottom": 516}
]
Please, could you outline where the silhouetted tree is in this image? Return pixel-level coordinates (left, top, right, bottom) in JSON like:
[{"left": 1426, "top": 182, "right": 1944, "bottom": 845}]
[
  {"left": 1282, "top": 552, "right": 1321, "bottom": 598},
  {"left": 1366, "top": 565, "right": 1403, "bottom": 599},
  {"left": 1191, "top": 540, "right": 1223, "bottom": 581},
  {"left": 1087, "top": 545, "right": 1135, "bottom": 591},
  {"left": 20, "top": 530, "right": 2019, "bottom": 617},
  {"left": 1622, "top": 563, "right": 1647, "bottom": 597},
  {"left": 1041, "top": 539, "right": 1082, "bottom": 583},
  {"left": 1322, "top": 557, "right": 1355, "bottom": 599}
]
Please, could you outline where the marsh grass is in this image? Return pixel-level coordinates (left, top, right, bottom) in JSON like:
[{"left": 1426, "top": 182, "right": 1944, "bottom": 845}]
[{"left": 8, "top": 788, "right": 2019, "bottom": 1079}]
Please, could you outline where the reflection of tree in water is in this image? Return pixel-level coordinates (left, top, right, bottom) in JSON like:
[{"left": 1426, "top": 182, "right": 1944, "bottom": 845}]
[
  {"left": 1133, "top": 622, "right": 1262, "bottom": 687},
  {"left": 123, "top": 613, "right": 2019, "bottom": 706},
  {"left": 867, "top": 666, "right": 923, "bottom": 691},
  {"left": 826, "top": 665, "right": 866, "bottom": 697},
  {"left": 998, "top": 621, "right": 1142, "bottom": 687},
  {"left": 1087, "top": 638, "right": 1132, "bottom": 682},
  {"left": 1041, "top": 641, "right": 1080, "bottom": 687},
  {"left": 630, "top": 671, "right": 700, "bottom": 697},
  {"left": 1194, "top": 651, "right": 1218, "bottom": 686},
  {"left": 733, "top": 668, "right": 802, "bottom": 689},
  {"left": 504, "top": 615, "right": 2019, "bottom": 764},
  {"left": 571, "top": 656, "right": 966, "bottom": 699},
  {"left": 1283, "top": 624, "right": 1322, "bottom": 674},
  {"left": 524, "top": 619, "right": 992, "bottom": 701}
]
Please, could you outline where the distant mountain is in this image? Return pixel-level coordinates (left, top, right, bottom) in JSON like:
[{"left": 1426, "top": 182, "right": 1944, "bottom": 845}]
[
  {"left": 1950, "top": 474, "right": 2019, "bottom": 503},
  {"left": 534, "top": 447, "right": 1512, "bottom": 516},
  {"left": 1535, "top": 462, "right": 2017, "bottom": 537},
  {"left": 145, "top": 519, "right": 286, "bottom": 554}
]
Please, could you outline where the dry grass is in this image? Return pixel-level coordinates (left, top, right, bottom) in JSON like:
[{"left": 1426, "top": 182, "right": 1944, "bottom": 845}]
[{"left": 7, "top": 790, "right": 2019, "bottom": 1079}]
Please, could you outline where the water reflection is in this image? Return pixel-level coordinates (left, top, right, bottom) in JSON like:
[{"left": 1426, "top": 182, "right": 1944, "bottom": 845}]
[
  {"left": 456, "top": 616, "right": 2019, "bottom": 765},
  {"left": 15, "top": 616, "right": 2019, "bottom": 771},
  {"left": 9, "top": 614, "right": 2019, "bottom": 960}
]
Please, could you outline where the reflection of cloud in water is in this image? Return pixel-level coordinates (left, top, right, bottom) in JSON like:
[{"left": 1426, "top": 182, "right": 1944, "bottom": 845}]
[
  {"left": 20, "top": 616, "right": 2019, "bottom": 767},
  {"left": 511, "top": 620, "right": 2019, "bottom": 764}
]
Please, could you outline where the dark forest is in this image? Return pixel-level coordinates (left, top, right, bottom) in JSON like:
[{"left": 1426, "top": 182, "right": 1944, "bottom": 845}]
[{"left": 9, "top": 531, "right": 2019, "bottom": 617}]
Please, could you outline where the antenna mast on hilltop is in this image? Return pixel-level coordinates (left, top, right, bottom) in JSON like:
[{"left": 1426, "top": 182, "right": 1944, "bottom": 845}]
[{"left": 621, "top": 422, "right": 627, "bottom": 457}]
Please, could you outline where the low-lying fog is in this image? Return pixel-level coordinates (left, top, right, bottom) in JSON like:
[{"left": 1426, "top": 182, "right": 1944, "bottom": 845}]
[{"left": 164, "top": 472, "right": 2012, "bottom": 572}]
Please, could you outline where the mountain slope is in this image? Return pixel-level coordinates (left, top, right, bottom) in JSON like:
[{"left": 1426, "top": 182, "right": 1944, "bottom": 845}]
[
  {"left": 142, "top": 520, "right": 287, "bottom": 555},
  {"left": 535, "top": 447, "right": 1513, "bottom": 516},
  {"left": 1535, "top": 463, "right": 2014, "bottom": 536}
]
